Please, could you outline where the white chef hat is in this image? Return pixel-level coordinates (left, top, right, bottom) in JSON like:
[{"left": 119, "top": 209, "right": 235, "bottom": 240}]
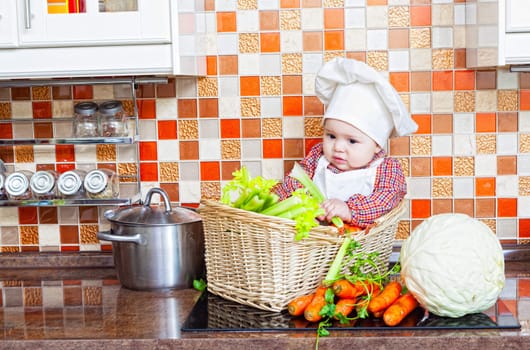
[{"left": 315, "top": 57, "right": 418, "bottom": 147}]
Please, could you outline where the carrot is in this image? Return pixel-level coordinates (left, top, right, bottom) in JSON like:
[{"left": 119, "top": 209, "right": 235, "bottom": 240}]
[
  {"left": 332, "top": 279, "right": 358, "bottom": 299},
  {"left": 333, "top": 298, "right": 357, "bottom": 319},
  {"left": 287, "top": 293, "right": 314, "bottom": 316},
  {"left": 352, "top": 280, "right": 380, "bottom": 298},
  {"left": 383, "top": 292, "right": 419, "bottom": 327},
  {"left": 367, "top": 281, "right": 402, "bottom": 314},
  {"left": 303, "top": 286, "right": 327, "bottom": 322}
]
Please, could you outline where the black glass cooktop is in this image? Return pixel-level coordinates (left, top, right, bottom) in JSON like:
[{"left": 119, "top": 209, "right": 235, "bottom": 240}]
[{"left": 181, "top": 292, "right": 520, "bottom": 332}]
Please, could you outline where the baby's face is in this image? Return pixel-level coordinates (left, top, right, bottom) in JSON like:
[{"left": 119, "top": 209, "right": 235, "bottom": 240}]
[{"left": 322, "top": 118, "right": 382, "bottom": 171}]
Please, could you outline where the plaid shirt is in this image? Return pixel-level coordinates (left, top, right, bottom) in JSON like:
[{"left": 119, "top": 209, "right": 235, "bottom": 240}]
[{"left": 273, "top": 142, "right": 406, "bottom": 228}]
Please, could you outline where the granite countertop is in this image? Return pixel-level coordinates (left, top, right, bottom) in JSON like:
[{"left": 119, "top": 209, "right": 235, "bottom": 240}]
[{"left": 0, "top": 252, "right": 529, "bottom": 350}]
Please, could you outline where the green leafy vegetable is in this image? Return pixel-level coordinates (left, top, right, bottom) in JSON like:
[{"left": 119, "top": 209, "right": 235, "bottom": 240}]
[{"left": 192, "top": 278, "right": 207, "bottom": 292}]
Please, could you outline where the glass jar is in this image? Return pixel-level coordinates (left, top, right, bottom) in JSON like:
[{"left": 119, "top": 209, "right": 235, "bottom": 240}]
[
  {"left": 5, "top": 170, "right": 33, "bottom": 200},
  {"left": 84, "top": 168, "right": 120, "bottom": 199},
  {"left": 99, "top": 100, "right": 128, "bottom": 137},
  {"left": 30, "top": 170, "right": 58, "bottom": 200},
  {"left": 57, "top": 169, "right": 86, "bottom": 199},
  {"left": 0, "top": 172, "right": 7, "bottom": 200},
  {"left": 73, "top": 102, "right": 99, "bottom": 137}
]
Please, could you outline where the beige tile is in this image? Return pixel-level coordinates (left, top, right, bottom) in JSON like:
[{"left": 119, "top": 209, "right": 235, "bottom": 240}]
[
  {"left": 304, "top": 117, "right": 323, "bottom": 137},
  {"left": 432, "top": 49, "right": 454, "bottom": 69},
  {"left": 432, "top": 177, "right": 453, "bottom": 197},
  {"left": 83, "top": 286, "right": 102, "bottom": 305},
  {"left": 519, "top": 176, "right": 530, "bottom": 196},
  {"left": 262, "top": 118, "right": 282, "bottom": 138},
  {"left": 432, "top": 4, "right": 454, "bottom": 26},
  {"left": 475, "top": 90, "right": 497, "bottom": 112},
  {"left": 261, "top": 76, "right": 282, "bottom": 96},
  {"left": 239, "top": 33, "right": 260, "bottom": 53},
  {"left": 221, "top": 140, "right": 241, "bottom": 159},
  {"left": 197, "top": 77, "right": 218, "bottom": 97},
  {"left": 96, "top": 144, "right": 117, "bottom": 162},
  {"left": 80, "top": 225, "right": 98, "bottom": 245},
  {"left": 388, "top": 6, "right": 410, "bottom": 28},
  {"left": 410, "top": 136, "right": 431, "bottom": 155},
  {"left": 31, "top": 87, "right": 51, "bottom": 100},
  {"left": 178, "top": 120, "right": 199, "bottom": 139},
  {"left": 118, "top": 163, "right": 138, "bottom": 182},
  {"left": 480, "top": 219, "right": 496, "bottom": 233},
  {"left": 454, "top": 91, "right": 475, "bottom": 113},
  {"left": 240, "top": 97, "right": 261, "bottom": 117},
  {"left": 0, "top": 102, "right": 11, "bottom": 119},
  {"left": 396, "top": 157, "right": 410, "bottom": 176},
  {"left": 160, "top": 162, "right": 180, "bottom": 182},
  {"left": 324, "top": 0, "right": 344, "bottom": 6},
  {"left": 282, "top": 54, "right": 303, "bottom": 74},
  {"left": 520, "top": 133, "right": 530, "bottom": 153},
  {"left": 476, "top": 134, "right": 496, "bottom": 154},
  {"left": 395, "top": 220, "right": 410, "bottom": 240},
  {"left": 24, "top": 287, "right": 42, "bottom": 306},
  {"left": 410, "top": 28, "right": 431, "bottom": 49},
  {"left": 497, "top": 90, "right": 518, "bottom": 111},
  {"left": 367, "top": 51, "right": 388, "bottom": 71},
  {"left": 238, "top": 0, "right": 257, "bottom": 10},
  {"left": 280, "top": 10, "right": 301, "bottom": 30},
  {"left": 201, "top": 182, "right": 221, "bottom": 201},
  {"left": 454, "top": 157, "right": 474, "bottom": 176}
]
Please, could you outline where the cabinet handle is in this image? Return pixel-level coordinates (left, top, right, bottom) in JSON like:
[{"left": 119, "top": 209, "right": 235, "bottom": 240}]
[{"left": 24, "top": 0, "right": 31, "bottom": 29}]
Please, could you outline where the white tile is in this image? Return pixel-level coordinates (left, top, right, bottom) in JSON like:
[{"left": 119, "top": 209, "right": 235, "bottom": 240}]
[
  {"left": 496, "top": 175, "right": 518, "bottom": 197},
  {"left": 432, "top": 91, "right": 454, "bottom": 113},
  {"left": 215, "top": 0, "right": 237, "bottom": 11},
  {"left": 176, "top": 78, "right": 198, "bottom": 98},
  {"left": 12, "top": 124, "right": 33, "bottom": 139},
  {"left": 262, "top": 159, "right": 285, "bottom": 180},
  {"left": 301, "top": 8, "right": 323, "bottom": 30},
  {"left": 11, "top": 101, "right": 32, "bottom": 119},
  {"left": 39, "top": 224, "right": 60, "bottom": 246},
  {"left": 518, "top": 155, "right": 530, "bottom": 175},
  {"left": 218, "top": 77, "right": 239, "bottom": 97},
  {"left": 33, "top": 145, "right": 56, "bottom": 164},
  {"left": 497, "top": 68, "right": 519, "bottom": 89},
  {"left": 345, "top": 8, "right": 365, "bottom": 29},
  {"left": 117, "top": 143, "right": 137, "bottom": 162},
  {"left": 138, "top": 120, "right": 157, "bottom": 141},
  {"left": 237, "top": 10, "right": 259, "bottom": 32},
  {"left": 52, "top": 100, "right": 74, "bottom": 118},
  {"left": 241, "top": 161, "right": 262, "bottom": 177},
  {"left": 453, "top": 134, "right": 475, "bottom": 155},
  {"left": 345, "top": 0, "right": 365, "bottom": 6},
  {"left": 410, "top": 93, "right": 431, "bottom": 114},
  {"left": 345, "top": 29, "right": 367, "bottom": 51},
  {"left": 407, "top": 177, "right": 432, "bottom": 198},
  {"left": 283, "top": 117, "right": 304, "bottom": 138},
  {"left": 156, "top": 98, "right": 178, "bottom": 119},
  {"left": 281, "top": 31, "right": 303, "bottom": 53},
  {"left": 73, "top": 145, "right": 97, "bottom": 163},
  {"left": 42, "top": 286, "right": 64, "bottom": 308},
  {"left": 218, "top": 96, "right": 240, "bottom": 117},
  {"left": 388, "top": 50, "right": 409, "bottom": 72},
  {"left": 0, "top": 207, "right": 19, "bottom": 225},
  {"left": 302, "top": 74, "right": 316, "bottom": 95},
  {"left": 453, "top": 177, "right": 474, "bottom": 198},
  {"left": 496, "top": 218, "right": 517, "bottom": 240},
  {"left": 179, "top": 181, "right": 201, "bottom": 203},
  {"left": 520, "top": 111, "right": 530, "bottom": 132},
  {"left": 260, "top": 54, "right": 281, "bottom": 75},
  {"left": 199, "top": 139, "right": 221, "bottom": 160},
  {"left": 241, "top": 139, "right": 261, "bottom": 159},
  {"left": 366, "top": 6, "right": 387, "bottom": 29},
  {"left": 432, "top": 4, "right": 454, "bottom": 26},
  {"left": 257, "top": 0, "right": 279, "bottom": 10},
  {"left": 238, "top": 54, "right": 260, "bottom": 75},
  {"left": 454, "top": 4, "right": 466, "bottom": 25},
  {"left": 179, "top": 162, "right": 199, "bottom": 181},
  {"left": 217, "top": 33, "right": 238, "bottom": 55},
  {"left": 157, "top": 140, "right": 180, "bottom": 161},
  {"left": 261, "top": 97, "right": 282, "bottom": 117},
  {"left": 199, "top": 119, "right": 219, "bottom": 139},
  {"left": 497, "top": 133, "right": 518, "bottom": 154},
  {"left": 431, "top": 135, "right": 452, "bottom": 156},
  {"left": 409, "top": 48, "right": 432, "bottom": 71},
  {"left": 453, "top": 113, "right": 474, "bottom": 133},
  {"left": 517, "top": 196, "right": 530, "bottom": 217},
  {"left": 367, "top": 29, "right": 388, "bottom": 50},
  {"left": 474, "top": 154, "right": 497, "bottom": 176},
  {"left": 432, "top": 27, "right": 453, "bottom": 48},
  {"left": 302, "top": 53, "right": 324, "bottom": 74}
]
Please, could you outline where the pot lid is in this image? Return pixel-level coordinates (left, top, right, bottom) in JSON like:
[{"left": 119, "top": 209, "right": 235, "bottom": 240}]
[{"left": 105, "top": 188, "right": 201, "bottom": 225}]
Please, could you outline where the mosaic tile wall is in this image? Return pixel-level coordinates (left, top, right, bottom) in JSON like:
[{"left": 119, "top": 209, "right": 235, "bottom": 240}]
[{"left": 1, "top": 0, "right": 530, "bottom": 254}]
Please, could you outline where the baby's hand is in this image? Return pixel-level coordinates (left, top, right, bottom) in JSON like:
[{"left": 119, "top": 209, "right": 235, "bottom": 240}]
[{"left": 318, "top": 198, "right": 351, "bottom": 223}]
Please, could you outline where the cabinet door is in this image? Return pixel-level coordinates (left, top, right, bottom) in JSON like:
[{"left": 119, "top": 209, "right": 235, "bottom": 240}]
[
  {"left": 18, "top": 0, "right": 171, "bottom": 47},
  {"left": 506, "top": 0, "right": 530, "bottom": 32},
  {"left": 0, "top": 2, "right": 18, "bottom": 46}
]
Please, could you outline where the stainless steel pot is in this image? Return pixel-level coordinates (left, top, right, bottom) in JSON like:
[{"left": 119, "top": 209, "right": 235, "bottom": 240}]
[{"left": 97, "top": 188, "right": 204, "bottom": 290}]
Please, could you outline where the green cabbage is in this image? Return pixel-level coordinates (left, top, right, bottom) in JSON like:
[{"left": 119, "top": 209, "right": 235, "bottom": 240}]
[{"left": 399, "top": 213, "right": 505, "bottom": 318}]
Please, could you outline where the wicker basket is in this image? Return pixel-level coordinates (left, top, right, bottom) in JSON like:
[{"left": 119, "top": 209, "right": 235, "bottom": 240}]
[{"left": 198, "top": 199, "right": 405, "bottom": 312}]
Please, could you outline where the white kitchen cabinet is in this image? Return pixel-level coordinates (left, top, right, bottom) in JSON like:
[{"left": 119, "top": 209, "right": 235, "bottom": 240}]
[
  {"left": 0, "top": 0, "right": 207, "bottom": 79},
  {"left": 466, "top": 0, "right": 530, "bottom": 68}
]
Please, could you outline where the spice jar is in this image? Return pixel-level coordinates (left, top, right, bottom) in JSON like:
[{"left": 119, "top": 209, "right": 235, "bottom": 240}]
[
  {"left": 30, "top": 170, "right": 58, "bottom": 200},
  {"left": 73, "top": 102, "right": 99, "bottom": 137},
  {"left": 99, "top": 100, "right": 128, "bottom": 137},
  {"left": 0, "top": 172, "right": 7, "bottom": 200},
  {"left": 5, "top": 170, "right": 33, "bottom": 200},
  {"left": 84, "top": 168, "right": 120, "bottom": 199},
  {"left": 57, "top": 169, "right": 86, "bottom": 199}
]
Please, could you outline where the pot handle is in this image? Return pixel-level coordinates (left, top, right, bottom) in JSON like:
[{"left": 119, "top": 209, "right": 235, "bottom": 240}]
[
  {"left": 143, "top": 187, "right": 171, "bottom": 213},
  {"left": 97, "top": 231, "right": 146, "bottom": 245}
]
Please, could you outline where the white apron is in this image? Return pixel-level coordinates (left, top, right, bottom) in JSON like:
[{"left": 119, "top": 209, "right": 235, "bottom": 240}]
[{"left": 312, "top": 156, "right": 384, "bottom": 201}]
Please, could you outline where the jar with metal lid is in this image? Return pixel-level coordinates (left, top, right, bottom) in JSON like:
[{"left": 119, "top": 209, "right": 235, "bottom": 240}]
[
  {"left": 5, "top": 170, "right": 33, "bottom": 200},
  {"left": 73, "top": 102, "right": 99, "bottom": 137},
  {"left": 84, "top": 168, "right": 120, "bottom": 199},
  {"left": 99, "top": 100, "right": 128, "bottom": 137},
  {"left": 0, "top": 172, "right": 7, "bottom": 200},
  {"left": 30, "top": 170, "right": 58, "bottom": 200},
  {"left": 57, "top": 169, "right": 87, "bottom": 199}
]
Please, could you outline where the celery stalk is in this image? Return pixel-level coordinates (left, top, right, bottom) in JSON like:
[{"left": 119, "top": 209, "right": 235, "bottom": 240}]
[
  {"left": 290, "top": 163, "right": 344, "bottom": 229},
  {"left": 322, "top": 236, "right": 351, "bottom": 286},
  {"left": 261, "top": 195, "right": 302, "bottom": 216}
]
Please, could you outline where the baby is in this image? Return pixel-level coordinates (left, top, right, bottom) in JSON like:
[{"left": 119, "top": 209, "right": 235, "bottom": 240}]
[{"left": 274, "top": 57, "right": 418, "bottom": 228}]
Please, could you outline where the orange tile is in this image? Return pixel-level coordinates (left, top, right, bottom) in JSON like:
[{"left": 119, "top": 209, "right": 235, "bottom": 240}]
[
  {"left": 476, "top": 198, "right": 495, "bottom": 217},
  {"left": 324, "top": 8, "right": 344, "bottom": 29},
  {"left": 55, "top": 145, "right": 75, "bottom": 162},
  {"left": 260, "top": 11, "right": 279, "bottom": 31},
  {"left": 497, "top": 198, "right": 517, "bottom": 217},
  {"left": 283, "top": 96, "right": 303, "bottom": 116},
  {"left": 498, "top": 112, "right": 518, "bottom": 132},
  {"left": 432, "top": 71, "right": 453, "bottom": 91},
  {"left": 0, "top": 124, "right": 12, "bottom": 139},
  {"left": 497, "top": 155, "right": 517, "bottom": 175},
  {"left": 157, "top": 120, "right": 177, "bottom": 140},
  {"left": 454, "top": 70, "right": 475, "bottom": 90},
  {"left": 222, "top": 161, "right": 242, "bottom": 180},
  {"left": 260, "top": 32, "right": 281, "bottom": 52},
  {"left": 305, "top": 138, "right": 321, "bottom": 154},
  {"left": 34, "top": 122, "right": 53, "bottom": 138},
  {"left": 283, "top": 75, "right": 302, "bottom": 95},
  {"left": 281, "top": 0, "right": 300, "bottom": 7},
  {"left": 520, "top": 219, "right": 530, "bottom": 238},
  {"left": 18, "top": 207, "right": 38, "bottom": 224},
  {"left": 432, "top": 156, "right": 452, "bottom": 176},
  {"left": 346, "top": 52, "right": 366, "bottom": 62},
  {"left": 178, "top": 99, "right": 198, "bottom": 118},
  {"left": 198, "top": 98, "right": 219, "bottom": 118},
  {"left": 263, "top": 139, "right": 283, "bottom": 158},
  {"left": 475, "top": 112, "right": 496, "bottom": 132},
  {"left": 284, "top": 138, "right": 304, "bottom": 158},
  {"left": 39, "top": 206, "right": 57, "bottom": 224},
  {"left": 454, "top": 199, "right": 474, "bottom": 217},
  {"left": 410, "top": 157, "right": 430, "bottom": 176},
  {"left": 140, "top": 162, "right": 158, "bottom": 182},
  {"left": 220, "top": 119, "right": 241, "bottom": 138},
  {"left": 410, "top": 71, "right": 431, "bottom": 91},
  {"left": 32, "top": 101, "right": 52, "bottom": 118},
  {"left": 411, "top": 199, "right": 431, "bottom": 219},
  {"left": 302, "top": 0, "right": 321, "bottom": 8},
  {"left": 137, "top": 99, "right": 156, "bottom": 119},
  {"left": 367, "top": 0, "right": 387, "bottom": 5},
  {"left": 179, "top": 141, "right": 199, "bottom": 160},
  {"left": 520, "top": 90, "right": 530, "bottom": 110},
  {"left": 475, "top": 177, "right": 495, "bottom": 197},
  {"left": 304, "top": 96, "right": 324, "bottom": 116},
  {"left": 206, "top": 56, "right": 218, "bottom": 76},
  {"left": 218, "top": 55, "right": 238, "bottom": 75},
  {"left": 200, "top": 161, "right": 221, "bottom": 181},
  {"left": 519, "top": 279, "right": 530, "bottom": 298},
  {"left": 205, "top": 0, "right": 215, "bottom": 11},
  {"left": 388, "top": 29, "right": 409, "bottom": 49},
  {"left": 388, "top": 136, "right": 410, "bottom": 156},
  {"left": 432, "top": 114, "right": 453, "bottom": 133},
  {"left": 410, "top": 5, "right": 431, "bottom": 26},
  {"left": 432, "top": 199, "right": 452, "bottom": 215},
  {"left": 139, "top": 141, "right": 158, "bottom": 161},
  {"left": 412, "top": 114, "right": 431, "bottom": 134},
  {"left": 60, "top": 225, "right": 79, "bottom": 244},
  {"left": 242, "top": 119, "right": 261, "bottom": 138},
  {"left": 240, "top": 76, "right": 261, "bottom": 96},
  {"left": 73, "top": 85, "right": 93, "bottom": 99},
  {"left": 324, "top": 30, "right": 344, "bottom": 51},
  {"left": 156, "top": 78, "right": 176, "bottom": 98},
  {"left": 56, "top": 163, "right": 75, "bottom": 173},
  {"left": 216, "top": 12, "right": 236, "bottom": 32},
  {"left": 79, "top": 206, "right": 98, "bottom": 223},
  {"left": 389, "top": 72, "right": 410, "bottom": 92},
  {"left": 303, "top": 31, "right": 323, "bottom": 51}
]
